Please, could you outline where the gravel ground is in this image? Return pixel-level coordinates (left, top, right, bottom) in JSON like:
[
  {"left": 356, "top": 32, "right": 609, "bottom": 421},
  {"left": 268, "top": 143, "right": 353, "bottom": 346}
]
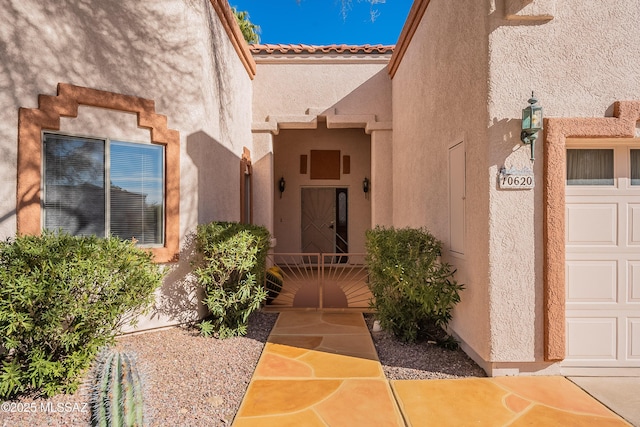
[
  {"left": 363, "top": 314, "right": 486, "bottom": 380},
  {"left": 0, "top": 312, "right": 277, "bottom": 427},
  {"left": 1, "top": 311, "right": 484, "bottom": 427}
]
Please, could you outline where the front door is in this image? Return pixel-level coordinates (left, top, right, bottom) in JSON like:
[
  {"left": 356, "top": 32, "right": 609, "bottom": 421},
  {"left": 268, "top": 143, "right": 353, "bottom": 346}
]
[
  {"left": 296, "top": 187, "right": 350, "bottom": 307},
  {"left": 301, "top": 187, "right": 348, "bottom": 258}
]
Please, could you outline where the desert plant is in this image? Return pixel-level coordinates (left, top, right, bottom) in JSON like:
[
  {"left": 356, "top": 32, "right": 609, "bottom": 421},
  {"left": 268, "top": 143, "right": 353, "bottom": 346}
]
[
  {"left": 0, "top": 232, "right": 164, "bottom": 398},
  {"left": 194, "top": 222, "right": 270, "bottom": 338},
  {"left": 232, "top": 7, "right": 260, "bottom": 44},
  {"left": 365, "top": 226, "right": 464, "bottom": 345},
  {"left": 91, "top": 349, "right": 144, "bottom": 427}
]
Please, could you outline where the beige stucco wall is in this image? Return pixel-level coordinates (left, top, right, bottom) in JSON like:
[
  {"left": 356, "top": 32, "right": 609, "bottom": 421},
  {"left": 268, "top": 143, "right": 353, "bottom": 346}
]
[
  {"left": 391, "top": 0, "right": 492, "bottom": 367},
  {"left": 251, "top": 56, "right": 393, "bottom": 240},
  {"left": 485, "top": 0, "right": 640, "bottom": 368},
  {"left": 371, "top": 129, "right": 393, "bottom": 226},
  {"left": 393, "top": 0, "right": 640, "bottom": 374},
  {"left": 0, "top": 0, "right": 254, "bottom": 331},
  {"left": 252, "top": 60, "right": 392, "bottom": 123}
]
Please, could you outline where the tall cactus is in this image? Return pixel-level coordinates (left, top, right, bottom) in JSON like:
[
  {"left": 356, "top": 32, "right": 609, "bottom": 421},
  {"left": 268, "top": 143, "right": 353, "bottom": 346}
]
[{"left": 91, "top": 349, "right": 144, "bottom": 427}]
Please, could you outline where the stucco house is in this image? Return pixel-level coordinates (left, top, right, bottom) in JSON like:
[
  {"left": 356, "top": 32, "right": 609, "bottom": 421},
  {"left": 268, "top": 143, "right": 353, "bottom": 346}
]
[{"left": 2, "top": 0, "right": 639, "bottom": 377}]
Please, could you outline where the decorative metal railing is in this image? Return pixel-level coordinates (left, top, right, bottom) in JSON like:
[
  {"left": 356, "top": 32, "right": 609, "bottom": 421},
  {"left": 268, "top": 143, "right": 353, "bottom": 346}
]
[{"left": 264, "top": 253, "right": 372, "bottom": 310}]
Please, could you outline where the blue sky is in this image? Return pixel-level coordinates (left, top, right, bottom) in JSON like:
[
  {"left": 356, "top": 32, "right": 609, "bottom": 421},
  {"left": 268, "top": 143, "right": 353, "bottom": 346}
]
[{"left": 230, "top": 0, "right": 414, "bottom": 45}]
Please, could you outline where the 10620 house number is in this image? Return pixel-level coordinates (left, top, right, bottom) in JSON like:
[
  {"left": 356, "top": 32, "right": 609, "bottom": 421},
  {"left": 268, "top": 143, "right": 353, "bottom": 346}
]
[{"left": 499, "top": 167, "right": 534, "bottom": 189}]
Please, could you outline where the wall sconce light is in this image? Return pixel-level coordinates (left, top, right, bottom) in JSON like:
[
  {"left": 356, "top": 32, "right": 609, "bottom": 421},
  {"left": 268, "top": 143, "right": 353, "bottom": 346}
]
[
  {"left": 520, "top": 92, "right": 543, "bottom": 161},
  {"left": 278, "top": 176, "right": 286, "bottom": 198},
  {"left": 363, "top": 177, "right": 370, "bottom": 198}
]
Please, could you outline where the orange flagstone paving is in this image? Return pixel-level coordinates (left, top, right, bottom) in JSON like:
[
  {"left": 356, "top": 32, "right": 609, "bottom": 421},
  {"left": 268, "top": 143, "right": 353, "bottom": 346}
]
[
  {"left": 392, "top": 377, "right": 631, "bottom": 427},
  {"left": 233, "top": 312, "right": 404, "bottom": 426},
  {"left": 233, "top": 312, "right": 632, "bottom": 426}
]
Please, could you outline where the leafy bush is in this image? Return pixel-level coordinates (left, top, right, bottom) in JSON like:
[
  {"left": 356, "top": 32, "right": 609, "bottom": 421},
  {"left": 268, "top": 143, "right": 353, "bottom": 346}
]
[
  {"left": 365, "top": 226, "right": 464, "bottom": 346},
  {"left": 0, "top": 232, "right": 164, "bottom": 398},
  {"left": 194, "top": 222, "right": 270, "bottom": 338}
]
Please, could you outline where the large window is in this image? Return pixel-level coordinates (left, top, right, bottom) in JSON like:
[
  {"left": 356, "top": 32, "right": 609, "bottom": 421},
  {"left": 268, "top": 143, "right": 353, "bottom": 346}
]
[{"left": 43, "top": 133, "right": 164, "bottom": 245}]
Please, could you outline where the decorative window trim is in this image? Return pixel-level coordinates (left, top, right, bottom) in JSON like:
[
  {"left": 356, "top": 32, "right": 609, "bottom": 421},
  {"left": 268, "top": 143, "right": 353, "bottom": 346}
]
[
  {"left": 543, "top": 101, "right": 640, "bottom": 361},
  {"left": 17, "top": 83, "right": 180, "bottom": 263}
]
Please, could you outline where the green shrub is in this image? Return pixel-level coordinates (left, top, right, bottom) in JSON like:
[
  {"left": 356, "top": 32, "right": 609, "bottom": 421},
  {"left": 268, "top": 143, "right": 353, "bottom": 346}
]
[
  {"left": 194, "top": 222, "right": 270, "bottom": 338},
  {"left": 365, "top": 226, "right": 464, "bottom": 345},
  {"left": 0, "top": 232, "right": 164, "bottom": 398}
]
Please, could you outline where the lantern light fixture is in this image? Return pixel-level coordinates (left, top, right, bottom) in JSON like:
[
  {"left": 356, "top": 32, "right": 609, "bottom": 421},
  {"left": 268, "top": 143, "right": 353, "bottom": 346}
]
[
  {"left": 278, "top": 177, "right": 285, "bottom": 198},
  {"left": 520, "top": 92, "right": 543, "bottom": 161},
  {"left": 363, "top": 177, "right": 370, "bottom": 199}
]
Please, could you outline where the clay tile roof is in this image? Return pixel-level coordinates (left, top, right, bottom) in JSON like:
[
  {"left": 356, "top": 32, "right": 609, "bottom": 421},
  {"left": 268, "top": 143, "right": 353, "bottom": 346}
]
[{"left": 249, "top": 44, "right": 394, "bottom": 54}]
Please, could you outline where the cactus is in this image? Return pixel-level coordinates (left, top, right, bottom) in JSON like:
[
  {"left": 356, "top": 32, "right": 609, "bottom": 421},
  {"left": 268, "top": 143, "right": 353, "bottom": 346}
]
[{"left": 91, "top": 349, "right": 144, "bottom": 427}]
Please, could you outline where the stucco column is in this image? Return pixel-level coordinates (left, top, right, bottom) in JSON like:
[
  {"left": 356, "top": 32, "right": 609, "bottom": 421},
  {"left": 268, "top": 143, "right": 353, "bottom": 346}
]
[
  {"left": 251, "top": 131, "right": 275, "bottom": 236},
  {"left": 370, "top": 129, "right": 393, "bottom": 227}
]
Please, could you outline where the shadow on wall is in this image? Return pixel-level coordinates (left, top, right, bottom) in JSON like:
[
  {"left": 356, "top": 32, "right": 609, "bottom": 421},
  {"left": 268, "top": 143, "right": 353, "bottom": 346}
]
[
  {"left": 202, "top": 0, "right": 236, "bottom": 140},
  {"left": 322, "top": 68, "right": 392, "bottom": 121},
  {"left": 0, "top": 209, "right": 16, "bottom": 232},
  {"left": 1, "top": 1, "right": 206, "bottom": 115},
  {"left": 3, "top": 0, "right": 245, "bottom": 238},
  {"left": 252, "top": 152, "right": 274, "bottom": 228},
  {"left": 151, "top": 232, "right": 207, "bottom": 325},
  {"left": 151, "top": 127, "right": 246, "bottom": 326},
  {"left": 488, "top": 0, "right": 553, "bottom": 32},
  {"left": 147, "top": 129, "right": 245, "bottom": 326},
  {"left": 490, "top": 117, "right": 520, "bottom": 158},
  {"left": 186, "top": 130, "right": 241, "bottom": 224}
]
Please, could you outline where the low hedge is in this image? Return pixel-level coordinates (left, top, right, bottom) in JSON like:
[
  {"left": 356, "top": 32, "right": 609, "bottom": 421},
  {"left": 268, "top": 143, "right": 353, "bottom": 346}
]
[
  {"left": 0, "top": 232, "right": 164, "bottom": 398},
  {"left": 194, "top": 222, "right": 270, "bottom": 338},
  {"left": 365, "top": 226, "right": 464, "bottom": 346}
]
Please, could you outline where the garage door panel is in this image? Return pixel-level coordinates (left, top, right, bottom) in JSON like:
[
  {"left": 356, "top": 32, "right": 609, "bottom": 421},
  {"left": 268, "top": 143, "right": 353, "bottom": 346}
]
[
  {"left": 628, "top": 261, "right": 640, "bottom": 302},
  {"left": 566, "top": 261, "right": 617, "bottom": 302},
  {"left": 630, "top": 319, "right": 640, "bottom": 359},
  {"left": 565, "top": 144, "right": 640, "bottom": 372},
  {"left": 566, "top": 318, "right": 617, "bottom": 360},
  {"left": 628, "top": 204, "right": 640, "bottom": 246},
  {"left": 566, "top": 204, "right": 617, "bottom": 245}
]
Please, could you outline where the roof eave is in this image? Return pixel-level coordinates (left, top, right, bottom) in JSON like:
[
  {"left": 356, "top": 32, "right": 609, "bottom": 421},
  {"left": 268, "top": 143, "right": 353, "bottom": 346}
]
[{"left": 388, "top": 0, "right": 431, "bottom": 78}]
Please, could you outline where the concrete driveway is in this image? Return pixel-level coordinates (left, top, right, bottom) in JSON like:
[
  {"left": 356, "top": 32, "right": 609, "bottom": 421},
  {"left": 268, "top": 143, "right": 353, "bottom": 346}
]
[{"left": 569, "top": 377, "right": 640, "bottom": 427}]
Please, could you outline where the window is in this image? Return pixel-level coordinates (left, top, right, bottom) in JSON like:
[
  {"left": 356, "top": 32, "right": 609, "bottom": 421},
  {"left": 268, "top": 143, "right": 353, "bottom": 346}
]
[
  {"left": 43, "top": 133, "right": 164, "bottom": 245},
  {"left": 631, "top": 150, "right": 640, "bottom": 186},
  {"left": 240, "top": 147, "right": 252, "bottom": 224},
  {"left": 566, "top": 149, "right": 614, "bottom": 185},
  {"left": 243, "top": 171, "right": 251, "bottom": 222},
  {"left": 18, "top": 84, "right": 179, "bottom": 262}
]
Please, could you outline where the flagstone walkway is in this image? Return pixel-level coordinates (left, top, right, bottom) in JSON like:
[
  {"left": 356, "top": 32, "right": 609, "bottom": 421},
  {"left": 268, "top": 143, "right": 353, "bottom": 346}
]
[{"left": 233, "top": 312, "right": 631, "bottom": 426}]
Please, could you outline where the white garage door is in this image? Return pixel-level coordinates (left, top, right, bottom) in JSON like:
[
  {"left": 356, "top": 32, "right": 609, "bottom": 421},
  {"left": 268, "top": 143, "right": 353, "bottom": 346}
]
[{"left": 564, "top": 142, "right": 640, "bottom": 375}]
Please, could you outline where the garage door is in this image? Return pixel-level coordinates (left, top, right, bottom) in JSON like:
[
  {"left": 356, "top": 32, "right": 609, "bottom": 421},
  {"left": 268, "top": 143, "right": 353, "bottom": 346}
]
[{"left": 564, "top": 143, "right": 640, "bottom": 375}]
